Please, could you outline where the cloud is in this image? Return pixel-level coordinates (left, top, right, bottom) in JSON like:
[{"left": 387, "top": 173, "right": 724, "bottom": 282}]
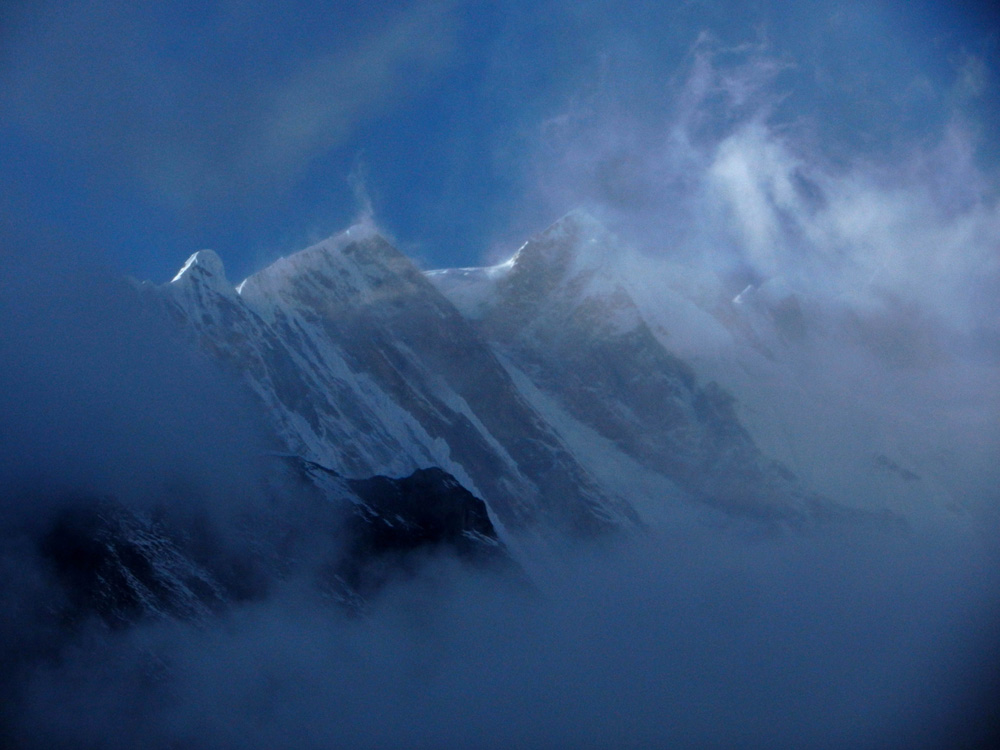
[
  {"left": 524, "top": 32, "right": 1000, "bottom": 340},
  {"left": 2, "top": 216, "right": 997, "bottom": 750},
  {"left": 9, "top": 520, "right": 1000, "bottom": 749},
  {"left": 0, "top": 225, "right": 269, "bottom": 520},
  {"left": 0, "top": 0, "right": 459, "bottom": 208},
  {"left": 2, "top": 211, "right": 994, "bottom": 750},
  {"left": 515, "top": 25, "right": 1000, "bottom": 534}
]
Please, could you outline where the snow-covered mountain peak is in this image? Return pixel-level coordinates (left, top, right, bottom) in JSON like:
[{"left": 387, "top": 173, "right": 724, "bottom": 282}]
[
  {"left": 236, "top": 223, "right": 425, "bottom": 321},
  {"left": 163, "top": 248, "right": 241, "bottom": 320},
  {"left": 508, "top": 209, "right": 619, "bottom": 281},
  {"left": 424, "top": 210, "right": 610, "bottom": 294},
  {"left": 538, "top": 207, "right": 611, "bottom": 243},
  {"left": 427, "top": 209, "right": 631, "bottom": 325},
  {"left": 170, "top": 249, "right": 228, "bottom": 286},
  {"left": 247, "top": 223, "right": 385, "bottom": 286},
  {"left": 428, "top": 217, "right": 645, "bottom": 346}
]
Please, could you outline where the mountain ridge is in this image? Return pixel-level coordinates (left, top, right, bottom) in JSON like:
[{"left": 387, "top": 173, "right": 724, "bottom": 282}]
[
  {"left": 154, "top": 210, "right": 904, "bottom": 538},
  {"left": 158, "top": 220, "right": 639, "bottom": 538}
]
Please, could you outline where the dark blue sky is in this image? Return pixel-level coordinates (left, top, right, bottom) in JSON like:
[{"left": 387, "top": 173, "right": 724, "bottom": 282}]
[{"left": 1, "top": 0, "right": 997, "bottom": 284}]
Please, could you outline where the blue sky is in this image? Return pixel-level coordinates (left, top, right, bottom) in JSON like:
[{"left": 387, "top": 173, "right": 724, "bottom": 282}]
[{"left": 1, "top": 0, "right": 997, "bottom": 285}]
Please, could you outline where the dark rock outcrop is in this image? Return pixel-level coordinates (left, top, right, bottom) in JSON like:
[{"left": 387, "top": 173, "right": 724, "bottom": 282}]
[{"left": 33, "top": 461, "right": 508, "bottom": 629}]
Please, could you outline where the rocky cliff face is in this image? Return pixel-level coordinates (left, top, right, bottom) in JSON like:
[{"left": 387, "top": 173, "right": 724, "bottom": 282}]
[{"left": 33, "top": 458, "right": 507, "bottom": 629}]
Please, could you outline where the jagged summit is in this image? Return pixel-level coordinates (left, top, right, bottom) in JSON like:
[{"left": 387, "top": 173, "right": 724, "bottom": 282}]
[
  {"left": 427, "top": 209, "right": 625, "bottom": 322},
  {"left": 512, "top": 208, "right": 617, "bottom": 271},
  {"left": 164, "top": 248, "right": 241, "bottom": 320},
  {"left": 429, "top": 209, "right": 615, "bottom": 278},
  {"left": 502, "top": 209, "right": 622, "bottom": 297},
  {"left": 165, "top": 221, "right": 407, "bottom": 308},
  {"left": 154, "top": 217, "right": 638, "bottom": 536},
  {"left": 170, "top": 249, "right": 227, "bottom": 285},
  {"left": 433, "top": 208, "right": 644, "bottom": 341},
  {"left": 235, "top": 221, "right": 425, "bottom": 320}
]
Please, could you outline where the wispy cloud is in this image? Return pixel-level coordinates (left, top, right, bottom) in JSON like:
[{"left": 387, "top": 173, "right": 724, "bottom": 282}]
[
  {"left": 526, "top": 32, "right": 1000, "bottom": 341},
  {"left": 0, "top": 0, "right": 459, "bottom": 208}
]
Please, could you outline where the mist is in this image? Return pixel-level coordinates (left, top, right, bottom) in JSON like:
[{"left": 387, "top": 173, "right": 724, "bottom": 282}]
[
  {"left": 525, "top": 33, "right": 999, "bottom": 335},
  {"left": 0, "top": 224, "right": 278, "bottom": 742},
  {"left": 8, "top": 519, "right": 1000, "bottom": 749},
  {"left": 0, "top": 232, "right": 269, "bottom": 516}
]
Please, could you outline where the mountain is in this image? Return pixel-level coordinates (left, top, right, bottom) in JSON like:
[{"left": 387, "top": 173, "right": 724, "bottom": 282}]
[
  {"left": 604, "top": 228, "right": 984, "bottom": 524},
  {"left": 429, "top": 210, "right": 905, "bottom": 527},
  {"left": 12, "top": 207, "right": 980, "bottom": 669},
  {"left": 158, "top": 221, "right": 633, "bottom": 538},
  {"left": 155, "top": 211, "right": 899, "bottom": 540}
]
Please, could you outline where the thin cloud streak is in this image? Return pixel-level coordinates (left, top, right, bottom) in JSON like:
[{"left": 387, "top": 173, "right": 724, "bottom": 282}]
[{"left": 0, "top": 0, "right": 460, "bottom": 208}]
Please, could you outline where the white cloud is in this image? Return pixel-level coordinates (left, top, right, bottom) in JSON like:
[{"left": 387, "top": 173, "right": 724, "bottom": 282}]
[{"left": 528, "top": 35, "right": 1000, "bottom": 337}]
